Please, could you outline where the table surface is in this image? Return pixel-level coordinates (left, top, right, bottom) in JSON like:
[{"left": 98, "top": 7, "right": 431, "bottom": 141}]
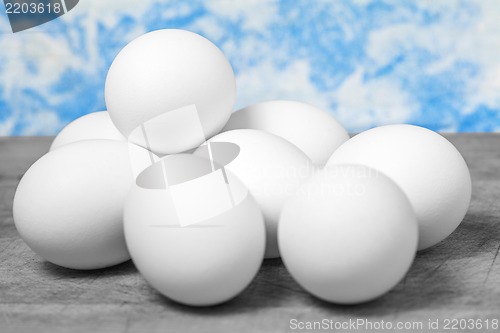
[{"left": 0, "top": 135, "right": 499, "bottom": 333}]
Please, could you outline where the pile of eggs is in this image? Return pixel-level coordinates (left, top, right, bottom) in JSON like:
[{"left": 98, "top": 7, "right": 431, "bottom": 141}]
[{"left": 13, "top": 29, "right": 471, "bottom": 306}]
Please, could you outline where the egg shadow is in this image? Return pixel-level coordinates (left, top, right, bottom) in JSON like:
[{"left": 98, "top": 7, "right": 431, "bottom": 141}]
[
  {"left": 36, "top": 208, "right": 498, "bottom": 317},
  {"left": 39, "top": 259, "right": 137, "bottom": 280},
  {"left": 303, "top": 260, "right": 463, "bottom": 318},
  {"left": 155, "top": 258, "right": 296, "bottom": 315},
  {"left": 304, "top": 210, "right": 500, "bottom": 317},
  {"left": 419, "top": 210, "right": 500, "bottom": 260}
]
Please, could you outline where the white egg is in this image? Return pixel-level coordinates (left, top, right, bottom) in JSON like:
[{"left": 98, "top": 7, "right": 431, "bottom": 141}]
[
  {"left": 223, "top": 100, "right": 349, "bottom": 165},
  {"left": 326, "top": 124, "right": 471, "bottom": 250},
  {"left": 50, "top": 111, "right": 125, "bottom": 151},
  {"left": 193, "top": 129, "right": 313, "bottom": 259},
  {"left": 13, "top": 140, "right": 153, "bottom": 270},
  {"left": 124, "top": 152, "right": 265, "bottom": 306},
  {"left": 105, "top": 29, "right": 236, "bottom": 155},
  {"left": 279, "top": 165, "right": 418, "bottom": 304}
]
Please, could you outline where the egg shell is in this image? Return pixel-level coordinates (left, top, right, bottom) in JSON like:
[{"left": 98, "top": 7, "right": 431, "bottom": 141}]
[
  {"left": 326, "top": 124, "right": 471, "bottom": 250},
  {"left": 124, "top": 153, "right": 265, "bottom": 306},
  {"left": 279, "top": 164, "right": 418, "bottom": 304},
  {"left": 223, "top": 100, "right": 349, "bottom": 165},
  {"left": 50, "top": 111, "right": 125, "bottom": 151},
  {"left": 194, "top": 129, "right": 314, "bottom": 259},
  {"left": 13, "top": 140, "right": 153, "bottom": 270},
  {"left": 105, "top": 29, "right": 236, "bottom": 155}
]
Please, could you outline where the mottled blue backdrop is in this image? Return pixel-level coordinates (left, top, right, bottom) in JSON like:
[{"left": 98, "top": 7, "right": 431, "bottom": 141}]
[{"left": 0, "top": 0, "right": 499, "bottom": 135}]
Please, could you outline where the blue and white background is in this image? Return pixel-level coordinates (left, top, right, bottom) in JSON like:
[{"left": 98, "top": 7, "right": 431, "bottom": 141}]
[{"left": 0, "top": 0, "right": 499, "bottom": 135}]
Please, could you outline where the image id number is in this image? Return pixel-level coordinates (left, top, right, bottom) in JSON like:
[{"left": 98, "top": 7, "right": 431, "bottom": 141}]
[
  {"left": 5, "top": 2, "right": 62, "bottom": 14},
  {"left": 443, "top": 318, "right": 499, "bottom": 330}
]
